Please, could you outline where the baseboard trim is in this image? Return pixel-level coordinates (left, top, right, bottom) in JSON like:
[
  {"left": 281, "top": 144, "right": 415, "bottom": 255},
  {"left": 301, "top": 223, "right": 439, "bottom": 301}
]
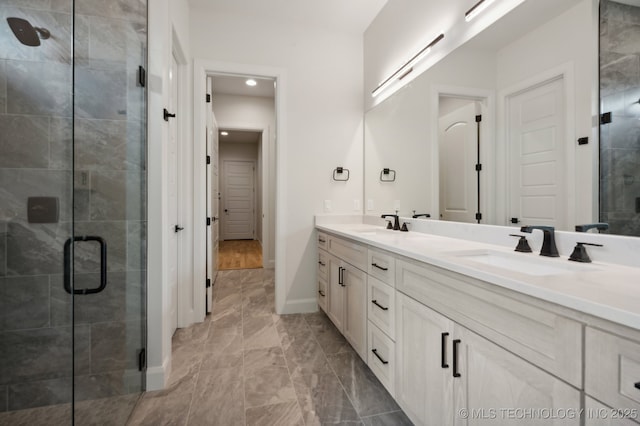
[
  {"left": 281, "top": 297, "right": 317, "bottom": 314},
  {"left": 145, "top": 356, "right": 171, "bottom": 391}
]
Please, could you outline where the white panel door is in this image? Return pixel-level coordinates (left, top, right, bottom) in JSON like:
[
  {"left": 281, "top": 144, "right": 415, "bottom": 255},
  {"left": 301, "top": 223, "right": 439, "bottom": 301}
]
[
  {"left": 439, "top": 102, "right": 478, "bottom": 223},
  {"left": 168, "top": 53, "right": 179, "bottom": 334},
  {"left": 222, "top": 160, "right": 255, "bottom": 240},
  {"left": 507, "top": 77, "right": 565, "bottom": 228}
]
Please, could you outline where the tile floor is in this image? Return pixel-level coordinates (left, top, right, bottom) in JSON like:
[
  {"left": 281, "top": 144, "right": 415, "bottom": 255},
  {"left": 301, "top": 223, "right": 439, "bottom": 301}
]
[{"left": 128, "top": 268, "right": 413, "bottom": 426}]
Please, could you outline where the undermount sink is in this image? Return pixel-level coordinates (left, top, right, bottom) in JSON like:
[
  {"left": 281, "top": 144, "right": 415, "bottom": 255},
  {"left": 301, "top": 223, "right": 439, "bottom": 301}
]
[{"left": 449, "top": 249, "right": 599, "bottom": 276}]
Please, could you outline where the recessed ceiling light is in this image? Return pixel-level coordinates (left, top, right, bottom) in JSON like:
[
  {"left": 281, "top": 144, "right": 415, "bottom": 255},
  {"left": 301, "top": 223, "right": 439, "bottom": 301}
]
[
  {"left": 220, "top": 131, "right": 229, "bottom": 136},
  {"left": 245, "top": 79, "right": 257, "bottom": 87}
]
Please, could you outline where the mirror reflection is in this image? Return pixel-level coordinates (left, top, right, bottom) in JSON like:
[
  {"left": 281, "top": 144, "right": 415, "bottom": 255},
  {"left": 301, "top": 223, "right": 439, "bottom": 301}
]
[{"left": 365, "top": 0, "right": 640, "bottom": 236}]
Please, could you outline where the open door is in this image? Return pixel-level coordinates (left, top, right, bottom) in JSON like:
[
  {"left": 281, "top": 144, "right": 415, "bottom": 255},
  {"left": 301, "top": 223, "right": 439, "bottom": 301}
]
[{"left": 205, "top": 77, "right": 220, "bottom": 313}]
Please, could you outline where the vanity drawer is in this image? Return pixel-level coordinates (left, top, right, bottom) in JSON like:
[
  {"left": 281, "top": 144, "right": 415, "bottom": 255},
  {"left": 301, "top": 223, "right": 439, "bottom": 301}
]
[
  {"left": 318, "top": 249, "right": 328, "bottom": 281},
  {"left": 327, "top": 235, "right": 367, "bottom": 271},
  {"left": 368, "top": 248, "right": 395, "bottom": 286},
  {"left": 396, "top": 258, "right": 582, "bottom": 387},
  {"left": 585, "top": 327, "right": 640, "bottom": 414},
  {"left": 317, "top": 232, "right": 328, "bottom": 250},
  {"left": 368, "top": 321, "right": 395, "bottom": 397},
  {"left": 318, "top": 278, "right": 328, "bottom": 313},
  {"left": 367, "top": 276, "right": 395, "bottom": 340}
]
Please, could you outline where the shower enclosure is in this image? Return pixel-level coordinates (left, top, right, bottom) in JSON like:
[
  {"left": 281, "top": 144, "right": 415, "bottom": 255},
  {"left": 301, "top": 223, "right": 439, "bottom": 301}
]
[
  {"left": 600, "top": 0, "right": 640, "bottom": 236},
  {"left": 0, "top": 0, "right": 147, "bottom": 424}
]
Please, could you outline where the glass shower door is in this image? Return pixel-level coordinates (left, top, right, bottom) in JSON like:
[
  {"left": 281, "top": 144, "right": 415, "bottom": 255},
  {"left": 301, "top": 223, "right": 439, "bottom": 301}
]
[{"left": 0, "top": 0, "right": 147, "bottom": 424}]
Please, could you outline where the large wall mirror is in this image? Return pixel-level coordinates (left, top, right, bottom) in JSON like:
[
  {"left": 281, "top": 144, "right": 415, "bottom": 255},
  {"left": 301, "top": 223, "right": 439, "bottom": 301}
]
[{"left": 365, "top": 0, "right": 639, "bottom": 237}]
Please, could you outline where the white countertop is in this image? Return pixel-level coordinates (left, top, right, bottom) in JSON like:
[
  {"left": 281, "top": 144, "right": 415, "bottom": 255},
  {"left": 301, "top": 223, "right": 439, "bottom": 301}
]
[{"left": 316, "top": 222, "right": 640, "bottom": 331}]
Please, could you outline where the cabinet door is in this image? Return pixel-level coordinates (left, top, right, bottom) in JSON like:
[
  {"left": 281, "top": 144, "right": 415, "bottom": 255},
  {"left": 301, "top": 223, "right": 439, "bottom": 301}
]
[
  {"left": 327, "top": 256, "right": 344, "bottom": 332},
  {"left": 396, "top": 293, "right": 454, "bottom": 426},
  {"left": 343, "top": 263, "right": 367, "bottom": 360},
  {"left": 452, "top": 325, "right": 580, "bottom": 426}
]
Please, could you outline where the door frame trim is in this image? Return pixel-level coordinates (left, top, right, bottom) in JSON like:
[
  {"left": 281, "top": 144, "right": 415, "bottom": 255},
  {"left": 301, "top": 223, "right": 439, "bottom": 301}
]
[
  {"left": 193, "top": 59, "right": 286, "bottom": 320},
  {"left": 497, "top": 62, "right": 575, "bottom": 228},
  {"left": 430, "top": 85, "right": 495, "bottom": 224}
]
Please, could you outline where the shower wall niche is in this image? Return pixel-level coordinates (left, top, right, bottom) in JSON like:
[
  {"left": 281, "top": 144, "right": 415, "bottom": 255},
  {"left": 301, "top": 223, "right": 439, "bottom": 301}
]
[
  {"left": 0, "top": 0, "right": 147, "bottom": 422},
  {"left": 600, "top": 0, "right": 640, "bottom": 236}
]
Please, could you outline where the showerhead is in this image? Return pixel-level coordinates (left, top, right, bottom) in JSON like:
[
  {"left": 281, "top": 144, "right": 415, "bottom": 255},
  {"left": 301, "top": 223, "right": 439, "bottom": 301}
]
[{"left": 6, "top": 17, "right": 50, "bottom": 47}]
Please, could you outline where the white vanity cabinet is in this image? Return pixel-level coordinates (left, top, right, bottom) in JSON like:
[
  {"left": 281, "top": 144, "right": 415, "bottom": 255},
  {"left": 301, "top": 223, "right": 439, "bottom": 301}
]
[
  {"left": 585, "top": 327, "right": 640, "bottom": 425},
  {"left": 317, "top": 233, "right": 329, "bottom": 313},
  {"left": 320, "top": 234, "right": 368, "bottom": 361}
]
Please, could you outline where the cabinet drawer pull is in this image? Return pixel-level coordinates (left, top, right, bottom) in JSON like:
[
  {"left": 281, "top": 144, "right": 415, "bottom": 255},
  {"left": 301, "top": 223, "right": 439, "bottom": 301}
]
[
  {"left": 318, "top": 261, "right": 326, "bottom": 266},
  {"left": 371, "top": 300, "right": 389, "bottom": 311},
  {"left": 441, "top": 332, "right": 449, "bottom": 369},
  {"left": 338, "top": 267, "right": 345, "bottom": 286},
  {"left": 371, "top": 348, "right": 389, "bottom": 365},
  {"left": 318, "top": 238, "right": 326, "bottom": 243},
  {"left": 318, "top": 290, "right": 325, "bottom": 297},
  {"left": 453, "top": 339, "right": 461, "bottom": 378},
  {"left": 371, "top": 262, "right": 388, "bottom": 271},
  {"left": 635, "top": 382, "right": 640, "bottom": 390}
]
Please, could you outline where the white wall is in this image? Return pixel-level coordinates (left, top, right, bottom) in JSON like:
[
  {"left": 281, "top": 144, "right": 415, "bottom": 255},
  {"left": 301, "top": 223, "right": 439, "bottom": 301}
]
[
  {"left": 212, "top": 93, "right": 275, "bottom": 263},
  {"left": 147, "top": 0, "right": 191, "bottom": 390},
  {"left": 190, "top": 9, "right": 364, "bottom": 312}
]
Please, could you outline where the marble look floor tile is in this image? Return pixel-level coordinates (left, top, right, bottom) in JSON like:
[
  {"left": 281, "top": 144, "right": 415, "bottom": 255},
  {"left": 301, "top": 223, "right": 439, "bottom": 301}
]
[
  {"left": 205, "top": 327, "right": 243, "bottom": 355},
  {"left": 244, "top": 347, "right": 287, "bottom": 376},
  {"left": 243, "top": 315, "right": 280, "bottom": 350},
  {"left": 361, "top": 410, "right": 414, "bottom": 426},
  {"left": 75, "top": 394, "right": 140, "bottom": 426},
  {"left": 283, "top": 335, "right": 332, "bottom": 377},
  {"left": 200, "top": 352, "right": 244, "bottom": 372},
  {"left": 327, "top": 352, "right": 399, "bottom": 417},
  {"left": 292, "top": 372, "right": 360, "bottom": 425},
  {"left": 245, "top": 401, "right": 304, "bottom": 426},
  {"left": 210, "top": 307, "right": 242, "bottom": 330},
  {"left": 0, "top": 403, "right": 71, "bottom": 426},
  {"left": 186, "top": 367, "right": 244, "bottom": 426},
  {"left": 244, "top": 366, "right": 297, "bottom": 408},
  {"left": 172, "top": 321, "right": 210, "bottom": 349},
  {"left": 168, "top": 344, "right": 204, "bottom": 386}
]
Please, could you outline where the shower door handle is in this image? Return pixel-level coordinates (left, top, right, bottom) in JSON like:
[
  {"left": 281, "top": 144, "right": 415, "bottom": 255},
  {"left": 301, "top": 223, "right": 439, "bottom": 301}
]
[{"left": 64, "top": 236, "right": 108, "bottom": 295}]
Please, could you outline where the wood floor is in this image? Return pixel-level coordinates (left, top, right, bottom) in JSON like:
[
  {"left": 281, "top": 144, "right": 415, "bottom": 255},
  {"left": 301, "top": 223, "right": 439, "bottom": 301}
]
[{"left": 217, "top": 240, "right": 263, "bottom": 270}]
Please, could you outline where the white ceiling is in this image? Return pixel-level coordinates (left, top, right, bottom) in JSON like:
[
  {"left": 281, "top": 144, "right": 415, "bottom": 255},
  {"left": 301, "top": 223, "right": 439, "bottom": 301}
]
[
  {"left": 219, "top": 129, "right": 261, "bottom": 144},
  {"left": 212, "top": 75, "right": 275, "bottom": 98},
  {"left": 188, "top": 0, "right": 388, "bottom": 35}
]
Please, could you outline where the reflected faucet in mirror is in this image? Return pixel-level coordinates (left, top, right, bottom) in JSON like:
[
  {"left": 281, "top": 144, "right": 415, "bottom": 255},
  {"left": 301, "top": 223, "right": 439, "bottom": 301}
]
[
  {"left": 575, "top": 223, "right": 609, "bottom": 233},
  {"left": 412, "top": 211, "right": 431, "bottom": 219},
  {"left": 520, "top": 226, "right": 559, "bottom": 258}
]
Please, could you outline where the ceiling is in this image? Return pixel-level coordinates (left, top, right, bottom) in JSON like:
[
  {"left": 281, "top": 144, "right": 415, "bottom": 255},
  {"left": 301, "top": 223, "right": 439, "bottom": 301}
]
[
  {"left": 188, "top": 0, "right": 388, "bottom": 35},
  {"left": 219, "top": 129, "right": 261, "bottom": 144},
  {"left": 212, "top": 75, "right": 275, "bottom": 98}
]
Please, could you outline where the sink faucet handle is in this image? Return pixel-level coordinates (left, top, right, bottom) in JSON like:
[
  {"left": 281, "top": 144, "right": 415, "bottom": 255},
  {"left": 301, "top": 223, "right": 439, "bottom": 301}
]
[
  {"left": 569, "top": 242, "right": 603, "bottom": 263},
  {"left": 509, "top": 234, "right": 532, "bottom": 253}
]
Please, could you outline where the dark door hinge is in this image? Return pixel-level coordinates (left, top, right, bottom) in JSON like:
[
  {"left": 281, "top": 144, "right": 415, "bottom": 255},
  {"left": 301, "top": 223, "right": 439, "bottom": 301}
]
[
  {"left": 475, "top": 114, "right": 482, "bottom": 122},
  {"left": 600, "top": 111, "right": 612, "bottom": 125},
  {"left": 511, "top": 217, "right": 519, "bottom": 224},
  {"left": 578, "top": 137, "right": 589, "bottom": 145},
  {"left": 163, "top": 108, "right": 176, "bottom": 121},
  {"left": 138, "top": 348, "right": 146, "bottom": 371},
  {"left": 206, "top": 278, "right": 211, "bottom": 288},
  {"left": 206, "top": 93, "right": 211, "bottom": 103},
  {"left": 475, "top": 212, "right": 482, "bottom": 221},
  {"left": 475, "top": 163, "right": 482, "bottom": 171},
  {"left": 207, "top": 217, "right": 211, "bottom": 226},
  {"left": 206, "top": 155, "right": 211, "bottom": 165},
  {"left": 138, "top": 66, "right": 146, "bottom": 87}
]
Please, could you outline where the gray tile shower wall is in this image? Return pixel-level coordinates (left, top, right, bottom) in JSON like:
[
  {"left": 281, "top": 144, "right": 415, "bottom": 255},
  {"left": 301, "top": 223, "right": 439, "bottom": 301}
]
[
  {"left": 0, "top": 0, "right": 147, "bottom": 413},
  {"left": 600, "top": 0, "right": 640, "bottom": 236}
]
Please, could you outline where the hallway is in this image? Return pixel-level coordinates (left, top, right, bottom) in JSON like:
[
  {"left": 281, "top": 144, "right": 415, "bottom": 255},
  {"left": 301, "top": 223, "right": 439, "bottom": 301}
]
[{"left": 128, "top": 269, "right": 412, "bottom": 425}]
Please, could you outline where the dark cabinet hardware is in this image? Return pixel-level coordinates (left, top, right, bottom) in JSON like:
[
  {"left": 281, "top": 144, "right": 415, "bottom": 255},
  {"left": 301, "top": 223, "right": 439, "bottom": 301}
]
[
  {"left": 600, "top": 111, "right": 612, "bottom": 124},
  {"left": 163, "top": 108, "right": 176, "bottom": 121},
  {"left": 371, "top": 300, "right": 389, "bottom": 311},
  {"left": 138, "top": 348, "right": 146, "bottom": 372},
  {"left": 318, "top": 261, "right": 326, "bottom": 266},
  {"left": 371, "top": 348, "right": 389, "bottom": 364},
  {"left": 138, "top": 66, "right": 146, "bottom": 87},
  {"left": 441, "top": 332, "right": 449, "bottom": 368},
  {"left": 318, "top": 290, "right": 326, "bottom": 297},
  {"left": 509, "top": 234, "right": 532, "bottom": 253},
  {"left": 453, "top": 339, "right": 461, "bottom": 377},
  {"left": 174, "top": 225, "right": 184, "bottom": 233},
  {"left": 318, "top": 238, "right": 326, "bottom": 243},
  {"left": 224, "top": 209, "right": 228, "bottom": 213},
  {"left": 64, "top": 236, "right": 107, "bottom": 295},
  {"left": 371, "top": 262, "right": 388, "bottom": 271},
  {"left": 635, "top": 382, "right": 640, "bottom": 390},
  {"left": 338, "top": 267, "right": 345, "bottom": 286}
]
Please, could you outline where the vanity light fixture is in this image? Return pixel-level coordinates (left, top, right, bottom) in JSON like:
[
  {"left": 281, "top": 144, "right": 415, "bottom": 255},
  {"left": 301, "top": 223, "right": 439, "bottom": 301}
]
[
  {"left": 220, "top": 131, "right": 229, "bottom": 136},
  {"left": 245, "top": 78, "right": 257, "bottom": 86},
  {"left": 465, "top": 0, "right": 496, "bottom": 22},
  {"left": 372, "top": 33, "right": 445, "bottom": 98}
]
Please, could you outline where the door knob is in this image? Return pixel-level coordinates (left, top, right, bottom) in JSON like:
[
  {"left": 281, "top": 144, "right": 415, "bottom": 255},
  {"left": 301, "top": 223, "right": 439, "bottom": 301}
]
[{"left": 174, "top": 225, "right": 184, "bottom": 232}]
